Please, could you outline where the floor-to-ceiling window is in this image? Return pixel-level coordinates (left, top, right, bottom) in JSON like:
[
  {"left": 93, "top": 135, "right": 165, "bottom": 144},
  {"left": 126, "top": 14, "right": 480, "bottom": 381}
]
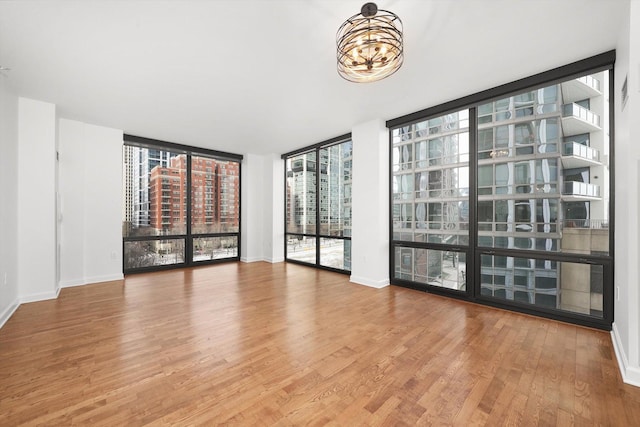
[
  {"left": 392, "top": 110, "right": 470, "bottom": 293},
  {"left": 283, "top": 135, "right": 352, "bottom": 273},
  {"left": 388, "top": 52, "right": 614, "bottom": 329},
  {"left": 122, "top": 135, "right": 242, "bottom": 273}
]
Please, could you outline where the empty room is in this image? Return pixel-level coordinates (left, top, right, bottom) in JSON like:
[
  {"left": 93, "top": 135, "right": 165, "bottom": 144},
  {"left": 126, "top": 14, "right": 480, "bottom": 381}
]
[{"left": 1, "top": 0, "right": 640, "bottom": 425}]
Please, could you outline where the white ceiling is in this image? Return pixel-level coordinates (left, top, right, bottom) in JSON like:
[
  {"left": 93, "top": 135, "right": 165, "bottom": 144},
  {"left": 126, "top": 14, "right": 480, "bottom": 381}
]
[{"left": 0, "top": 0, "right": 628, "bottom": 155}]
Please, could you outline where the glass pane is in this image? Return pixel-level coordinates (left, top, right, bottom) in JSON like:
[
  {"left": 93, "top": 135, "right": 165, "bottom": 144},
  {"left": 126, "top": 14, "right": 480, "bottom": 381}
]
[
  {"left": 191, "top": 156, "right": 240, "bottom": 234},
  {"left": 477, "top": 71, "right": 609, "bottom": 254},
  {"left": 320, "top": 238, "right": 350, "bottom": 270},
  {"left": 286, "top": 152, "right": 317, "bottom": 234},
  {"left": 193, "top": 236, "right": 238, "bottom": 262},
  {"left": 391, "top": 109, "right": 470, "bottom": 246},
  {"left": 122, "top": 146, "right": 186, "bottom": 237},
  {"left": 124, "top": 239, "right": 185, "bottom": 269},
  {"left": 480, "top": 254, "right": 605, "bottom": 318},
  {"left": 319, "top": 141, "right": 353, "bottom": 237},
  {"left": 286, "top": 236, "right": 316, "bottom": 265},
  {"left": 394, "top": 247, "right": 466, "bottom": 291}
]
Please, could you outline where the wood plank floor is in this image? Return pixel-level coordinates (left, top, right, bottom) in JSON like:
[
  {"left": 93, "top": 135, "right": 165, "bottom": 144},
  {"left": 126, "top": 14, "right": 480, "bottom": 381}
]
[{"left": 1, "top": 262, "right": 640, "bottom": 425}]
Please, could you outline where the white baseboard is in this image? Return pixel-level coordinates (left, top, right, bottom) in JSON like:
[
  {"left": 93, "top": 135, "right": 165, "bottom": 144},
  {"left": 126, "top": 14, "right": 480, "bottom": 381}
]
[
  {"left": 20, "top": 288, "right": 60, "bottom": 304},
  {"left": 349, "top": 275, "right": 390, "bottom": 289},
  {"left": 0, "top": 298, "right": 20, "bottom": 329},
  {"left": 84, "top": 274, "right": 124, "bottom": 284},
  {"left": 241, "top": 257, "right": 284, "bottom": 264},
  {"left": 611, "top": 322, "right": 640, "bottom": 387},
  {"left": 240, "top": 256, "right": 264, "bottom": 263},
  {"left": 60, "top": 274, "right": 124, "bottom": 289},
  {"left": 59, "top": 278, "right": 85, "bottom": 288}
]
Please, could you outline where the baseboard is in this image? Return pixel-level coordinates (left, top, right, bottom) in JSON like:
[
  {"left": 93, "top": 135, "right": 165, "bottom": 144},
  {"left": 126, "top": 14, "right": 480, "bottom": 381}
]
[
  {"left": 60, "top": 274, "right": 124, "bottom": 289},
  {"left": 241, "top": 256, "right": 284, "bottom": 264},
  {"left": 0, "top": 298, "right": 20, "bottom": 329},
  {"left": 611, "top": 322, "right": 640, "bottom": 387},
  {"left": 349, "top": 275, "right": 390, "bottom": 289},
  {"left": 240, "top": 256, "right": 264, "bottom": 263},
  {"left": 59, "top": 278, "right": 85, "bottom": 288},
  {"left": 20, "top": 288, "right": 60, "bottom": 304},
  {"left": 83, "top": 274, "right": 124, "bottom": 285}
]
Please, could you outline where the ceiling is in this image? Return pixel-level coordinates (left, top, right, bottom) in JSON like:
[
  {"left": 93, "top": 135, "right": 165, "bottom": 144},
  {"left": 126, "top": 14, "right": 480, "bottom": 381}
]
[{"left": 0, "top": 0, "right": 627, "bottom": 155}]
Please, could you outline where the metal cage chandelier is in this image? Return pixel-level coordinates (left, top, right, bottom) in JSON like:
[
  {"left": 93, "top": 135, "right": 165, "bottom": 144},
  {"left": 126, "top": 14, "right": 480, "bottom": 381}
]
[{"left": 336, "top": 2, "right": 403, "bottom": 83}]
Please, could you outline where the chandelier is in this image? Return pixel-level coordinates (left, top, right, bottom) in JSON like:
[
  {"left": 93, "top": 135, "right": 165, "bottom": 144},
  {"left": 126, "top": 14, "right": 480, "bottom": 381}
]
[{"left": 336, "top": 2, "right": 403, "bottom": 83}]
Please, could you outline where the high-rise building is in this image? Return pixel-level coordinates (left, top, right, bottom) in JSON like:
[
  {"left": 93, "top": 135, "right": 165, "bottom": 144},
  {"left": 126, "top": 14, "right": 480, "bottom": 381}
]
[
  {"left": 285, "top": 140, "right": 353, "bottom": 270},
  {"left": 287, "top": 142, "right": 353, "bottom": 237},
  {"left": 148, "top": 154, "right": 240, "bottom": 234},
  {"left": 122, "top": 145, "right": 135, "bottom": 234},
  {"left": 132, "top": 147, "right": 173, "bottom": 228},
  {"left": 392, "top": 71, "right": 608, "bottom": 317},
  {"left": 478, "top": 72, "right": 608, "bottom": 315}
]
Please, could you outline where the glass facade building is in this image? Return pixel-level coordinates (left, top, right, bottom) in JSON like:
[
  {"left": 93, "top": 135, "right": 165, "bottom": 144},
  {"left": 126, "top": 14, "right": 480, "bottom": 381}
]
[
  {"left": 389, "top": 55, "right": 613, "bottom": 329},
  {"left": 284, "top": 136, "right": 353, "bottom": 272}
]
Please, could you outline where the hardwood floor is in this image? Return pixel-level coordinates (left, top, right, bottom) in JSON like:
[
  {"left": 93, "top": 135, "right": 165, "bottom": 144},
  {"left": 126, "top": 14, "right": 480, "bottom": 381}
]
[{"left": 1, "top": 262, "right": 639, "bottom": 425}]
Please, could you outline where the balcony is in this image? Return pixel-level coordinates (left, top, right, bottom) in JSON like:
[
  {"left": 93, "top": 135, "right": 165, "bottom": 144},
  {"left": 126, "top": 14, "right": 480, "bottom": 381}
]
[
  {"left": 561, "top": 103, "right": 601, "bottom": 135},
  {"left": 561, "top": 142, "right": 601, "bottom": 169},
  {"left": 562, "top": 181, "right": 601, "bottom": 200},
  {"left": 561, "top": 76, "right": 601, "bottom": 104}
]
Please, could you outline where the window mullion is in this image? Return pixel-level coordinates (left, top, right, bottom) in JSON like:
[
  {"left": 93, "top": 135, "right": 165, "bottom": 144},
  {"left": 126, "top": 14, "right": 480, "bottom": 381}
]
[
  {"left": 316, "top": 147, "right": 321, "bottom": 266},
  {"left": 186, "top": 155, "right": 193, "bottom": 265}
]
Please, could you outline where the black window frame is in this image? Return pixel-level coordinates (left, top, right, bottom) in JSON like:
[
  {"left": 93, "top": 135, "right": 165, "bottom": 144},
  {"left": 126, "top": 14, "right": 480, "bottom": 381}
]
[
  {"left": 387, "top": 51, "right": 615, "bottom": 330},
  {"left": 282, "top": 134, "right": 353, "bottom": 274},
  {"left": 123, "top": 134, "right": 243, "bottom": 274}
]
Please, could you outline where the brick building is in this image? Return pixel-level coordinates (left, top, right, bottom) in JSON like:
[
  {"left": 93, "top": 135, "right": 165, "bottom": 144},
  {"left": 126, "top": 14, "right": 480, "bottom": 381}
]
[{"left": 149, "top": 154, "right": 240, "bottom": 234}]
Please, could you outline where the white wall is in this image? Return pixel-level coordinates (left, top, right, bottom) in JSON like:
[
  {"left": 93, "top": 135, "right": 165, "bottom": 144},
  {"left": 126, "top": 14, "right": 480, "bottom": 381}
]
[
  {"left": 241, "top": 153, "right": 265, "bottom": 262},
  {"left": 58, "top": 119, "right": 124, "bottom": 287},
  {"left": 612, "top": 0, "right": 640, "bottom": 386},
  {"left": 350, "top": 119, "right": 390, "bottom": 288},
  {"left": 0, "top": 74, "right": 20, "bottom": 327},
  {"left": 241, "top": 153, "right": 285, "bottom": 263},
  {"left": 17, "top": 98, "right": 57, "bottom": 302},
  {"left": 262, "top": 154, "right": 284, "bottom": 263}
]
